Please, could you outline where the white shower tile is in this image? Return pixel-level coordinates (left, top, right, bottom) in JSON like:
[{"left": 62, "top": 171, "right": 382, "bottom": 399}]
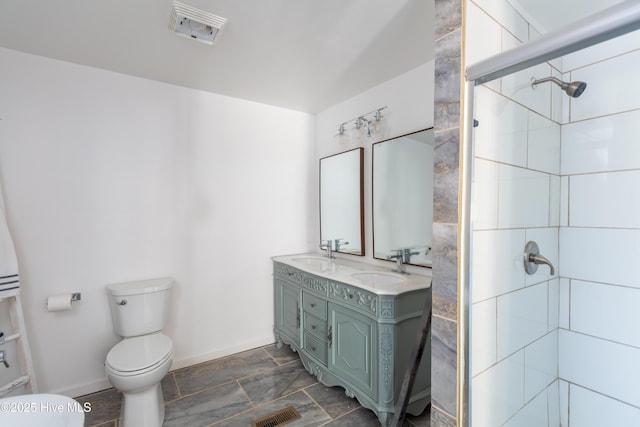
[
  {"left": 502, "top": 390, "right": 548, "bottom": 427},
  {"left": 570, "top": 170, "right": 640, "bottom": 228},
  {"left": 559, "top": 177, "right": 568, "bottom": 227},
  {"left": 571, "top": 49, "right": 640, "bottom": 121},
  {"left": 569, "top": 384, "right": 640, "bottom": 427},
  {"left": 472, "top": 0, "right": 529, "bottom": 43},
  {"left": 560, "top": 228, "right": 640, "bottom": 287},
  {"left": 559, "top": 380, "right": 569, "bottom": 427},
  {"left": 475, "top": 86, "right": 528, "bottom": 167},
  {"left": 549, "top": 175, "right": 560, "bottom": 227},
  {"left": 527, "top": 111, "right": 560, "bottom": 174},
  {"left": 548, "top": 278, "right": 559, "bottom": 331},
  {"left": 472, "top": 350, "right": 525, "bottom": 427},
  {"left": 472, "top": 298, "right": 497, "bottom": 376},
  {"left": 559, "top": 330, "right": 640, "bottom": 407},
  {"left": 466, "top": 2, "right": 502, "bottom": 67},
  {"left": 562, "top": 109, "right": 640, "bottom": 175},
  {"left": 503, "top": 62, "right": 552, "bottom": 119},
  {"left": 558, "top": 278, "right": 569, "bottom": 330},
  {"left": 472, "top": 159, "right": 499, "bottom": 230},
  {"left": 563, "top": 28, "right": 640, "bottom": 72},
  {"left": 498, "top": 165, "right": 550, "bottom": 228},
  {"left": 524, "top": 227, "right": 558, "bottom": 286},
  {"left": 497, "top": 283, "right": 548, "bottom": 359},
  {"left": 547, "top": 381, "right": 561, "bottom": 427},
  {"left": 501, "top": 25, "right": 521, "bottom": 52},
  {"left": 550, "top": 68, "right": 563, "bottom": 124},
  {"left": 571, "top": 280, "right": 640, "bottom": 348},
  {"left": 472, "top": 229, "right": 526, "bottom": 302},
  {"left": 560, "top": 72, "right": 570, "bottom": 125},
  {"left": 524, "top": 331, "right": 558, "bottom": 401}
]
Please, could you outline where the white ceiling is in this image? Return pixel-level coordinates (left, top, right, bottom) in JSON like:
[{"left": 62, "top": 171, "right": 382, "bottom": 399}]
[{"left": 0, "top": 0, "right": 434, "bottom": 114}]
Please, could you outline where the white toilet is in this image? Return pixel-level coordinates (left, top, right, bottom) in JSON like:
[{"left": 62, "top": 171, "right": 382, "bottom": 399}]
[{"left": 105, "top": 277, "right": 174, "bottom": 427}]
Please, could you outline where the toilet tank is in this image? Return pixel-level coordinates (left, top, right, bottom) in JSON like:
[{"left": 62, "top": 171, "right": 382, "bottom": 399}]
[{"left": 106, "top": 277, "right": 173, "bottom": 337}]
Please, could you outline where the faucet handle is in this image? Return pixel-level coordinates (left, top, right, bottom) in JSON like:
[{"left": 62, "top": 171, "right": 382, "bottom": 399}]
[
  {"left": 0, "top": 350, "right": 8, "bottom": 368},
  {"left": 387, "top": 248, "right": 403, "bottom": 259},
  {"left": 334, "top": 238, "right": 349, "bottom": 250}
]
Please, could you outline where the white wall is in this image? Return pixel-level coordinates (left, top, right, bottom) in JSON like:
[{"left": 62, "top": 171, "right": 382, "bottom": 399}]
[
  {"left": 313, "top": 61, "right": 435, "bottom": 270},
  {"left": 0, "top": 47, "right": 314, "bottom": 396}
]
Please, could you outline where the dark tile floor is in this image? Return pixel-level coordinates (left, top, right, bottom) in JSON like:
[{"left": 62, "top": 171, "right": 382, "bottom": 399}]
[{"left": 78, "top": 344, "right": 430, "bottom": 427}]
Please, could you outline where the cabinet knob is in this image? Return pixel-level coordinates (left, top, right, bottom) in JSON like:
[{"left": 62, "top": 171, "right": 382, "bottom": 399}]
[
  {"left": 310, "top": 303, "right": 316, "bottom": 308},
  {"left": 348, "top": 293, "right": 353, "bottom": 299},
  {"left": 311, "top": 346, "right": 316, "bottom": 351},
  {"left": 311, "top": 325, "right": 316, "bottom": 329}
]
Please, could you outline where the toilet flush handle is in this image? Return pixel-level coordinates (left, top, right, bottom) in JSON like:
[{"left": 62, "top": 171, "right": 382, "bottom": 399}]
[
  {"left": 524, "top": 241, "right": 555, "bottom": 276},
  {"left": 117, "top": 299, "right": 127, "bottom": 306}
]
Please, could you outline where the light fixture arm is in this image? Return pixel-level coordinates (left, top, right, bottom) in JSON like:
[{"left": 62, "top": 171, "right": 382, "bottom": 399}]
[{"left": 336, "top": 106, "right": 387, "bottom": 136}]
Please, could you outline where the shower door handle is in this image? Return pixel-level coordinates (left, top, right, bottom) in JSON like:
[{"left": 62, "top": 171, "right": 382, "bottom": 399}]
[{"left": 524, "top": 241, "right": 555, "bottom": 275}]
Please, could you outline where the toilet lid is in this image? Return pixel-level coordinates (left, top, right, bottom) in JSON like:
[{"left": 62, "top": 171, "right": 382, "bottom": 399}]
[{"left": 106, "top": 334, "right": 172, "bottom": 372}]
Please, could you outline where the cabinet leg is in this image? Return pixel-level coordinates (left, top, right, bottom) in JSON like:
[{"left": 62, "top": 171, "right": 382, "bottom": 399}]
[{"left": 378, "top": 411, "right": 393, "bottom": 427}]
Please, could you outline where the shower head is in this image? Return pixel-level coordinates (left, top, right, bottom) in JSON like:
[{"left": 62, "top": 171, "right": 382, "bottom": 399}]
[{"left": 531, "top": 76, "right": 587, "bottom": 98}]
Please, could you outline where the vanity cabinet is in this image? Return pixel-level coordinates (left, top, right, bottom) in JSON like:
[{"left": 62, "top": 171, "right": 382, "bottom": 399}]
[{"left": 273, "top": 261, "right": 431, "bottom": 426}]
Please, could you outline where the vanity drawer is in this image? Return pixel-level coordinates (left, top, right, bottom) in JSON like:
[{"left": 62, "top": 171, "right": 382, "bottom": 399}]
[
  {"left": 304, "top": 312, "right": 327, "bottom": 339},
  {"left": 303, "top": 292, "right": 327, "bottom": 320},
  {"left": 304, "top": 332, "right": 328, "bottom": 365}
]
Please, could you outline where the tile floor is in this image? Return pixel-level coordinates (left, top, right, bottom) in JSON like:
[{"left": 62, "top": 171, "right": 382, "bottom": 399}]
[{"left": 78, "top": 344, "right": 430, "bottom": 427}]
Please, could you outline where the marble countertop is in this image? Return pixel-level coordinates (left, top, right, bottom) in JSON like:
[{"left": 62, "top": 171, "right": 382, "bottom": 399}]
[{"left": 272, "top": 253, "right": 432, "bottom": 296}]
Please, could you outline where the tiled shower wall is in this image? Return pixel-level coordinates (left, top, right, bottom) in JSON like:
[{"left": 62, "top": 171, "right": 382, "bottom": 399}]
[
  {"left": 467, "top": 0, "right": 562, "bottom": 425},
  {"left": 464, "top": 0, "right": 640, "bottom": 426},
  {"left": 557, "top": 32, "right": 640, "bottom": 426}
]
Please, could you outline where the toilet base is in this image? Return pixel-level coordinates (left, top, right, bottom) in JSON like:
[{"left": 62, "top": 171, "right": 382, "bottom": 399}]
[{"left": 120, "top": 382, "right": 165, "bottom": 427}]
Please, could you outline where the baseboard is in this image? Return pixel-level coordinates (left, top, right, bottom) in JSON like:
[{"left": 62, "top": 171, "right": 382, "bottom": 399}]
[
  {"left": 53, "top": 335, "right": 276, "bottom": 398},
  {"left": 53, "top": 378, "right": 113, "bottom": 398},
  {"left": 170, "top": 336, "right": 275, "bottom": 371}
]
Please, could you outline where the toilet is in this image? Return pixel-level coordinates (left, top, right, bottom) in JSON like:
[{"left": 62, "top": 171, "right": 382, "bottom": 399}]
[{"left": 105, "top": 277, "right": 174, "bottom": 427}]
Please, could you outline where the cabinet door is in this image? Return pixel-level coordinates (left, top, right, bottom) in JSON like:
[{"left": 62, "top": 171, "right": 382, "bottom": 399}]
[
  {"left": 276, "top": 279, "right": 301, "bottom": 347},
  {"left": 328, "top": 303, "right": 377, "bottom": 398}
]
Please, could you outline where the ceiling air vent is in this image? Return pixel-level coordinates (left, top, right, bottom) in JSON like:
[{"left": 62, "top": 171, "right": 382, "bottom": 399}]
[{"left": 169, "top": 1, "right": 227, "bottom": 45}]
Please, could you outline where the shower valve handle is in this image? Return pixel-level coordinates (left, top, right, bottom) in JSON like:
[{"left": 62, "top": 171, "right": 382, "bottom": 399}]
[{"left": 524, "top": 241, "right": 555, "bottom": 276}]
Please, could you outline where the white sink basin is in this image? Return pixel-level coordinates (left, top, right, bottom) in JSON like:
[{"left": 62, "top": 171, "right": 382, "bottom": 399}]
[
  {"left": 291, "top": 256, "right": 334, "bottom": 272},
  {"left": 351, "top": 272, "right": 406, "bottom": 287},
  {"left": 292, "top": 256, "right": 330, "bottom": 266},
  {"left": 0, "top": 394, "right": 85, "bottom": 427}
]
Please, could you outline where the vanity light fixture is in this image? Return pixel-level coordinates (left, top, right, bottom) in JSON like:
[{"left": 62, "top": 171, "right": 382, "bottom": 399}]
[
  {"left": 335, "top": 106, "right": 387, "bottom": 145},
  {"left": 169, "top": 1, "right": 227, "bottom": 45}
]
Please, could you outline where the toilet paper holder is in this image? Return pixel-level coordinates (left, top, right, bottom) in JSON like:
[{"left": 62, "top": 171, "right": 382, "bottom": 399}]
[{"left": 46, "top": 292, "right": 82, "bottom": 309}]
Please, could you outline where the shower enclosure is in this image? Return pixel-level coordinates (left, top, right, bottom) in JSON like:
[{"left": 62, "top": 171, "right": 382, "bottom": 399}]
[{"left": 461, "top": 1, "right": 640, "bottom": 426}]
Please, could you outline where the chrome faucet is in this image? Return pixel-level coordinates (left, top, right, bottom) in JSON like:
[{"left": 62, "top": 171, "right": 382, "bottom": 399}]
[
  {"left": 387, "top": 248, "right": 420, "bottom": 274},
  {"left": 334, "top": 238, "right": 349, "bottom": 252},
  {"left": 320, "top": 239, "right": 333, "bottom": 258}
]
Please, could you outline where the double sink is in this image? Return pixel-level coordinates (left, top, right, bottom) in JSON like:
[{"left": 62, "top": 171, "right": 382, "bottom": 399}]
[{"left": 274, "top": 253, "right": 431, "bottom": 295}]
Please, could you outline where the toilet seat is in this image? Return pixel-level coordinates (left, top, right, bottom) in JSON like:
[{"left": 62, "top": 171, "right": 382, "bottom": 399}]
[{"left": 106, "top": 334, "right": 173, "bottom": 375}]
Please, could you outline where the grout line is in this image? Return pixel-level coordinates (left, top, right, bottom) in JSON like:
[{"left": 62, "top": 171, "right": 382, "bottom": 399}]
[{"left": 301, "top": 387, "right": 334, "bottom": 422}]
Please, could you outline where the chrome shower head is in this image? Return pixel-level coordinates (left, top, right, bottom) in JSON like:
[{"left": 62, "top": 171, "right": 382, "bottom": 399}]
[{"left": 531, "top": 76, "right": 587, "bottom": 98}]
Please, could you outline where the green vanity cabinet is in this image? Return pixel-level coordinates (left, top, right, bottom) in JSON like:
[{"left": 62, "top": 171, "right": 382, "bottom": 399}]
[
  {"left": 276, "top": 279, "right": 301, "bottom": 347},
  {"left": 273, "top": 260, "right": 431, "bottom": 426},
  {"left": 329, "top": 302, "right": 378, "bottom": 398}
]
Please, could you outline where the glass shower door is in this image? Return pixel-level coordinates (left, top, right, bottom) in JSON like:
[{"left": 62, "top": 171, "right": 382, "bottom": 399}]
[{"left": 465, "top": 3, "right": 640, "bottom": 424}]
